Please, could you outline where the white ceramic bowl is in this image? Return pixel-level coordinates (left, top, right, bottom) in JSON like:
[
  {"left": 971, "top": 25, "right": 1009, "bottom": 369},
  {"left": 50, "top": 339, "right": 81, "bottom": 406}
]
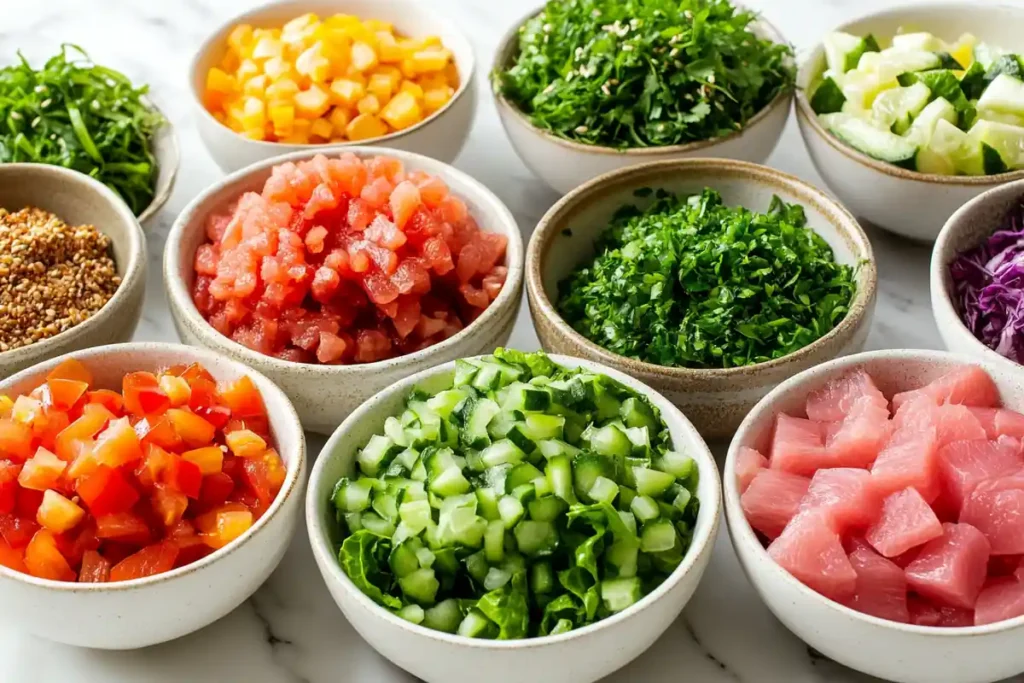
[
  {"left": 190, "top": 0, "right": 477, "bottom": 173},
  {"left": 307, "top": 354, "right": 722, "bottom": 683},
  {"left": 0, "top": 343, "right": 306, "bottom": 649},
  {"left": 492, "top": 8, "right": 793, "bottom": 195},
  {"left": 932, "top": 177, "right": 1024, "bottom": 371},
  {"left": 163, "top": 146, "right": 523, "bottom": 434},
  {"left": 726, "top": 349, "right": 1024, "bottom": 683},
  {"left": 137, "top": 102, "right": 180, "bottom": 225},
  {"left": 795, "top": 3, "right": 1024, "bottom": 243}
]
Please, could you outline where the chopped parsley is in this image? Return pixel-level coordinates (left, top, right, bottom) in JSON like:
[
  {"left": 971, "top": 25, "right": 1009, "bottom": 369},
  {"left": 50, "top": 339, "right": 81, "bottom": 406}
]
[
  {"left": 557, "top": 189, "right": 857, "bottom": 369},
  {"left": 494, "top": 0, "right": 795, "bottom": 148}
]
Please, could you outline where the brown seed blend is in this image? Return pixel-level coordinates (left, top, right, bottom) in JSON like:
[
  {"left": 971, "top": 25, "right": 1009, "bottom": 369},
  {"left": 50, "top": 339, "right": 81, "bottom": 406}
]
[{"left": 0, "top": 207, "right": 121, "bottom": 352}]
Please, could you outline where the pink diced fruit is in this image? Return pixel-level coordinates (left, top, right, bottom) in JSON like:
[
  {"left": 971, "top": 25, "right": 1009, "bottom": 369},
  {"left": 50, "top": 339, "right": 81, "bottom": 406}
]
[{"left": 741, "top": 469, "right": 810, "bottom": 540}]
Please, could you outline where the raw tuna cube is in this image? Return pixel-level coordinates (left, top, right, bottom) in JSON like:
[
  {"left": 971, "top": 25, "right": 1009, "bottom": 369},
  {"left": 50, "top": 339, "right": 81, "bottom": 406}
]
[
  {"left": 768, "top": 513, "right": 857, "bottom": 603},
  {"left": 974, "top": 577, "right": 1024, "bottom": 625},
  {"left": 905, "top": 523, "right": 991, "bottom": 609},
  {"left": 865, "top": 488, "right": 943, "bottom": 558},
  {"left": 987, "top": 554, "right": 1023, "bottom": 577},
  {"left": 806, "top": 369, "right": 888, "bottom": 423},
  {"left": 770, "top": 415, "right": 831, "bottom": 476},
  {"left": 742, "top": 469, "right": 811, "bottom": 539},
  {"left": 907, "top": 596, "right": 974, "bottom": 627},
  {"left": 934, "top": 404, "right": 988, "bottom": 446},
  {"left": 960, "top": 474, "right": 1024, "bottom": 555},
  {"left": 969, "top": 407, "right": 1024, "bottom": 440},
  {"left": 938, "top": 439, "right": 1022, "bottom": 514},
  {"left": 825, "top": 396, "right": 892, "bottom": 469},
  {"left": 799, "top": 468, "right": 881, "bottom": 533},
  {"left": 892, "top": 366, "right": 999, "bottom": 412},
  {"left": 735, "top": 446, "right": 768, "bottom": 494},
  {"left": 871, "top": 422, "right": 941, "bottom": 502},
  {"left": 847, "top": 540, "right": 909, "bottom": 622}
]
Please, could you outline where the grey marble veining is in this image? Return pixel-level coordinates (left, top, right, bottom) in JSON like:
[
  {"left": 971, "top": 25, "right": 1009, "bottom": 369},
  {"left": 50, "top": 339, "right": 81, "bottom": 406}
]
[{"left": 0, "top": 0, "right": 975, "bottom": 681}]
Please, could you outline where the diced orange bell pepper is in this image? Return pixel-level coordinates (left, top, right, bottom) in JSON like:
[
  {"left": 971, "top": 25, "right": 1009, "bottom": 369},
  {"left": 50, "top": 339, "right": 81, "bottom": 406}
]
[
  {"left": 54, "top": 402, "right": 111, "bottom": 461},
  {"left": 95, "top": 512, "right": 151, "bottom": 544},
  {"left": 78, "top": 549, "right": 111, "bottom": 583},
  {"left": 0, "top": 513, "right": 39, "bottom": 549},
  {"left": 36, "top": 490, "right": 85, "bottom": 533},
  {"left": 225, "top": 429, "right": 267, "bottom": 458},
  {"left": 157, "top": 374, "right": 191, "bottom": 407},
  {"left": 133, "top": 415, "right": 184, "bottom": 452},
  {"left": 24, "top": 529, "right": 75, "bottom": 581},
  {"left": 166, "top": 408, "right": 216, "bottom": 448},
  {"left": 151, "top": 486, "right": 188, "bottom": 527},
  {"left": 0, "top": 461, "right": 20, "bottom": 514},
  {"left": 86, "top": 389, "right": 124, "bottom": 415},
  {"left": 179, "top": 362, "right": 216, "bottom": 385},
  {"left": 182, "top": 446, "right": 224, "bottom": 475},
  {"left": 43, "top": 379, "right": 89, "bottom": 412},
  {"left": 0, "top": 536, "right": 26, "bottom": 573},
  {"left": 109, "top": 542, "right": 179, "bottom": 582},
  {"left": 0, "top": 419, "right": 34, "bottom": 461},
  {"left": 18, "top": 448, "right": 66, "bottom": 491},
  {"left": 76, "top": 465, "right": 140, "bottom": 517},
  {"left": 46, "top": 358, "right": 93, "bottom": 385},
  {"left": 92, "top": 417, "right": 143, "bottom": 469},
  {"left": 218, "top": 376, "right": 266, "bottom": 418},
  {"left": 123, "top": 372, "right": 171, "bottom": 416},
  {"left": 0, "top": 396, "right": 13, "bottom": 419},
  {"left": 201, "top": 509, "right": 253, "bottom": 550}
]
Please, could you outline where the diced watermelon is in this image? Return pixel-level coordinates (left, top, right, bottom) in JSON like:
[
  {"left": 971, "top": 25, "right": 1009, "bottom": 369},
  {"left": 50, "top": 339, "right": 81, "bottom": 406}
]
[
  {"left": 847, "top": 540, "right": 909, "bottom": 622},
  {"left": 905, "top": 523, "right": 991, "bottom": 609},
  {"left": 871, "top": 421, "right": 941, "bottom": 502},
  {"left": 741, "top": 469, "right": 811, "bottom": 539},
  {"left": 907, "top": 596, "right": 974, "bottom": 627},
  {"left": 865, "top": 488, "right": 943, "bottom": 558},
  {"left": 892, "top": 366, "right": 999, "bottom": 412},
  {"left": 799, "top": 468, "right": 880, "bottom": 533},
  {"left": 770, "top": 415, "right": 831, "bottom": 476},
  {"left": 974, "top": 577, "right": 1024, "bottom": 625},
  {"left": 768, "top": 513, "right": 857, "bottom": 603},
  {"left": 825, "top": 396, "right": 892, "bottom": 469},
  {"left": 960, "top": 474, "right": 1024, "bottom": 555},
  {"left": 735, "top": 447, "right": 767, "bottom": 494},
  {"left": 806, "top": 369, "right": 888, "bottom": 423},
  {"left": 938, "top": 439, "right": 1022, "bottom": 515}
]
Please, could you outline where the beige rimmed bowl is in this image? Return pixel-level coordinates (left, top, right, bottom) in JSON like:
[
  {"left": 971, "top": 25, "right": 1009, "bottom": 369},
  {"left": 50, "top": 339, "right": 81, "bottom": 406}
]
[
  {"left": 190, "top": 0, "right": 477, "bottom": 173},
  {"left": 306, "top": 353, "right": 722, "bottom": 683},
  {"left": 163, "top": 146, "right": 523, "bottom": 435},
  {"left": 0, "top": 343, "right": 306, "bottom": 649},
  {"left": 137, "top": 101, "right": 180, "bottom": 225},
  {"left": 931, "top": 176, "right": 1024, "bottom": 369},
  {"left": 0, "top": 164, "right": 147, "bottom": 380},
  {"left": 526, "top": 158, "right": 877, "bottom": 441},
  {"left": 725, "top": 349, "right": 1024, "bottom": 683},
  {"left": 795, "top": 2, "right": 1024, "bottom": 243},
  {"left": 492, "top": 7, "right": 793, "bottom": 195}
]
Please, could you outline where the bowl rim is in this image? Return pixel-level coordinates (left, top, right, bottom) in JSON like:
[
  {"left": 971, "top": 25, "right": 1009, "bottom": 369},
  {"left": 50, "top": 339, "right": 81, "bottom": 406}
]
[
  {"left": 137, "top": 101, "right": 181, "bottom": 224},
  {"left": 794, "top": 1, "right": 1024, "bottom": 187},
  {"left": 163, "top": 144, "right": 524, "bottom": 376},
  {"left": 187, "top": 0, "right": 476, "bottom": 150},
  {"left": 490, "top": 5, "right": 795, "bottom": 157},
  {"left": 724, "top": 347, "right": 1024, "bottom": 636},
  {"left": 0, "top": 342, "right": 306, "bottom": 592},
  {"left": 305, "top": 351, "right": 722, "bottom": 649},
  {"left": 930, "top": 176, "right": 1024, "bottom": 372},
  {"left": 525, "top": 156, "right": 877, "bottom": 380},
  {"left": 0, "top": 163, "right": 147, "bottom": 368}
]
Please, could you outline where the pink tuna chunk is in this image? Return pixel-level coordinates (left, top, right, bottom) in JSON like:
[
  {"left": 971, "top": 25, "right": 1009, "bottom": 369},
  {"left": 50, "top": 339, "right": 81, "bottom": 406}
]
[
  {"left": 974, "top": 577, "right": 1024, "bottom": 626},
  {"left": 735, "top": 446, "right": 768, "bottom": 494},
  {"left": 907, "top": 597, "right": 975, "bottom": 627},
  {"left": 960, "top": 474, "right": 1024, "bottom": 555},
  {"left": 825, "top": 396, "right": 892, "bottom": 469},
  {"left": 768, "top": 513, "right": 857, "bottom": 603},
  {"left": 938, "top": 439, "right": 1022, "bottom": 515},
  {"left": 892, "top": 366, "right": 999, "bottom": 413},
  {"left": 871, "top": 420, "right": 941, "bottom": 502},
  {"left": 969, "top": 407, "right": 1024, "bottom": 441},
  {"left": 770, "top": 414, "right": 831, "bottom": 476},
  {"left": 799, "top": 468, "right": 881, "bottom": 533},
  {"left": 847, "top": 540, "right": 910, "bottom": 622},
  {"left": 741, "top": 469, "right": 811, "bottom": 540},
  {"left": 865, "top": 487, "right": 943, "bottom": 558},
  {"left": 934, "top": 404, "right": 988, "bottom": 446},
  {"left": 904, "top": 522, "right": 991, "bottom": 609},
  {"left": 806, "top": 369, "right": 888, "bottom": 423}
]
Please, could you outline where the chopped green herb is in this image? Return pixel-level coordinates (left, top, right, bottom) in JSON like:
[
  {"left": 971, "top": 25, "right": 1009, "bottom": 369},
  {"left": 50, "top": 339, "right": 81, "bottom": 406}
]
[
  {"left": 557, "top": 189, "right": 858, "bottom": 369},
  {"left": 494, "top": 0, "right": 794, "bottom": 148},
  {"left": 0, "top": 45, "right": 164, "bottom": 215}
]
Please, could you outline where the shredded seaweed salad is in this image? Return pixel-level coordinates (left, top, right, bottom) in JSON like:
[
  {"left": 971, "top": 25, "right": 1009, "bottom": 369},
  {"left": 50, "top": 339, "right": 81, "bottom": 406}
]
[
  {"left": 558, "top": 189, "right": 858, "bottom": 369},
  {"left": 331, "top": 349, "right": 700, "bottom": 639},
  {"left": 494, "top": 0, "right": 795, "bottom": 148},
  {"left": 0, "top": 45, "right": 163, "bottom": 215}
]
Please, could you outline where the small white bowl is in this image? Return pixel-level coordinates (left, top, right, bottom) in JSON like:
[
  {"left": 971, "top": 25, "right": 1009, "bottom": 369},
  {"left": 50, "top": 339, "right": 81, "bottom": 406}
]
[
  {"left": 492, "top": 8, "right": 793, "bottom": 195},
  {"left": 795, "top": 3, "right": 1024, "bottom": 243},
  {"left": 137, "top": 102, "right": 180, "bottom": 225},
  {"left": 307, "top": 354, "right": 722, "bottom": 683},
  {"left": 931, "top": 177, "right": 1024, "bottom": 371},
  {"left": 726, "top": 349, "right": 1024, "bottom": 683},
  {"left": 163, "top": 146, "right": 523, "bottom": 434},
  {"left": 190, "top": 0, "right": 477, "bottom": 173},
  {"left": 0, "top": 343, "right": 306, "bottom": 650}
]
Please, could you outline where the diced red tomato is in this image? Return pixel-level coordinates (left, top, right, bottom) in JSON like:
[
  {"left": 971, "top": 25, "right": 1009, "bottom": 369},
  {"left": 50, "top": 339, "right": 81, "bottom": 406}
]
[
  {"left": 218, "top": 376, "right": 265, "bottom": 418},
  {"left": 201, "top": 509, "right": 253, "bottom": 549},
  {"left": 78, "top": 549, "right": 111, "bottom": 583},
  {"left": 91, "top": 417, "right": 143, "bottom": 470},
  {"left": 24, "top": 529, "right": 75, "bottom": 581},
  {"left": 0, "top": 419, "right": 34, "bottom": 461},
  {"left": 57, "top": 519, "right": 99, "bottom": 568},
  {"left": 76, "top": 466, "right": 140, "bottom": 516},
  {"left": 0, "top": 514, "right": 37, "bottom": 550},
  {"left": 151, "top": 486, "right": 188, "bottom": 527},
  {"left": 166, "top": 409, "right": 216, "bottom": 448},
  {"left": 134, "top": 415, "right": 184, "bottom": 451},
  {"left": 95, "top": 512, "right": 151, "bottom": 544},
  {"left": 36, "top": 490, "right": 85, "bottom": 533},
  {"left": 47, "top": 358, "right": 93, "bottom": 385},
  {"left": 163, "top": 456, "right": 203, "bottom": 500},
  {"left": 86, "top": 389, "right": 124, "bottom": 415},
  {"left": 109, "top": 542, "right": 179, "bottom": 582},
  {"left": 15, "top": 488, "right": 44, "bottom": 518},
  {"left": 225, "top": 430, "right": 267, "bottom": 458},
  {"left": 18, "top": 448, "right": 66, "bottom": 491},
  {"left": 56, "top": 403, "right": 113, "bottom": 461},
  {"left": 0, "top": 536, "right": 26, "bottom": 573},
  {"left": 182, "top": 446, "right": 224, "bottom": 475},
  {"left": 0, "top": 460, "right": 20, "bottom": 514},
  {"left": 198, "top": 472, "right": 235, "bottom": 510},
  {"left": 123, "top": 372, "right": 171, "bottom": 416}
]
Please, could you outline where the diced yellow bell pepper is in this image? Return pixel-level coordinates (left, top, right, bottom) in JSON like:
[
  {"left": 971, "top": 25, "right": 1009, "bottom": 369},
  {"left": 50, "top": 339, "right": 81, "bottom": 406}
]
[
  {"left": 220, "top": 51, "right": 241, "bottom": 74},
  {"left": 357, "top": 94, "right": 381, "bottom": 115},
  {"left": 346, "top": 113, "right": 388, "bottom": 141},
  {"left": 263, "top": 56, "right": 295, "bottom": 81},
  {"left": 0, "top": 395, "right": 14, "bottom": 419},
  {"left": 269, "top": 103, "right": 295, "bottom": 136},
  {"left": 411, "top": 49, "right": 452, "bottom": 73},
  {"left": 296, "top": 42, "right": 332, "bottom": 83},
  {"left": 399, "top": 59, "right": 417, "bottom": 79},
  {"left": 399, "top": 80, "right": 424, "bottom": 100},
  {"left": 445, "top": 63, "right": 460, "bottom": 88},
  {"left": 251, "top": 36, "right": 284, "bottom": 61},
  {"left": 243, "top": 74, "right": 268, "bottom": 97},
  {"left": 206, "top": 68, "right": 236, "bottom": 94},
  {"left": 423, "top": 86, "right": 454, "bottom": 112},
  {"left": 241, "top": 97, "right": 266, "bottom": 130},
  {"left": 364, "top": 19, "right": 393, "bottom": 34},
  {"left": 367, "top": 73, "right": 395, "bottom": 102},
  {"left": 375, "top": 66, "right": 402, "bottom": 90},
  {"left": 265, "top": 77, "right": 300, "bottom": 101},
  {"left": 282, "top": 13, "right": 320, "bottom": 47},
  {"left": 279, "top": 118, "right": 312, "bottom": 144},
  {"left": 330, "top": 78, "right": 365, "bottom": 106},
  {"left": 236, "top": 59, "right": 260, "bottom": 83},
  {"left": 295, "top": 85, "right": 332, "bottom": 118},
  {"left": 228, "top": 24, "right": 255, "bottom": 54},
  {"left": 329, "top": 107, "right": 352, "bottom": 135},
  {"left": 241, "top": 128, "right": 266, "bottom": 140},
  {"left": 351, "top": 41, "right": 378, "bottom": 72},
  {"left": 380, "top": 91, "right": 422, "bottom": 130},
  {"left": 376, "top": 32, "right": 403, "bottom": 63},
  {"left": 310, "top": 117, "right": 334, "bottom": 140}
]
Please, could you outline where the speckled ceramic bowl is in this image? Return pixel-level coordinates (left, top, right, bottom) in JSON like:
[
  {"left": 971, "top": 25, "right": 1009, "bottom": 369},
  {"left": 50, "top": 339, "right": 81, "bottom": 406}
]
[
  {"left": 725, "top": 350, "right": 1024, "bottom": 683},
  {"left": 190, "top": 0, "right": 477, "bottom": 173},
  {"left": 164, "top": 146, "right": 523, "bottom": 434},
  {"left": 491, "top": 7, "right": 793, "bottom": 194},
  {"left": 307, "top": 353, "right": 722, "bottom": 683},
  {"left": 526, "top": 158, "right": 877, "bottom": 441},
  {"left": 0, "top": 343, "right": 305, "bottom": 649},
  {"left": 0, "top": 164, "right": 147, "bottom": 380},
  {"left": 931, "top": 177, "right": 1024, "bottom": 370},
  {"left": 137, "top": 102, "right": 180, "bottom": 225},
  {"left": 795, "top": 3, "right": 1024, "bottom": 242}
]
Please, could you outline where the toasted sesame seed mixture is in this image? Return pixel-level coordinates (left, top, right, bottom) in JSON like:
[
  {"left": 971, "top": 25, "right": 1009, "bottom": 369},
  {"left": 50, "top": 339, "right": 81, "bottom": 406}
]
[{"left": 0, "top": 207, "right": 120, "bottom": 352}]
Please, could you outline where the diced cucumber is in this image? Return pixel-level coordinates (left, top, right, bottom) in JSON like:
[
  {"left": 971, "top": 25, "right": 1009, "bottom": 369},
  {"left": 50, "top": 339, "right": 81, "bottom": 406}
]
[
  {"left": 839, "top": 70, "right": 896, "bottom": 109},
  {"left": 498, "top": 495, "right": 525, "bottom": 529},
  {"left": 537, "top": 439, "right": 581, "bottom": 460},
  {"left": 601, "top": 576, "right": 643, "bottom": 613},
  {"left": 480, "top": 439, "right": 525, "bottom": 467},
  {"left": 859, "top": 47, "right": 943, "bottom": 81},
  {"left": 511, "top": 483, "right": 536, "bottom": 503},
  {"left": 475, "top": 487, "right": 500, "bottom": 521},
  {"left": 457, "top": 609, "right": 494, "bottom": 638},
  {"left": 357, "top": 435, "right": 402, "bottom": 476},
  {"left": 399, "top": 568, "right": 439, "bottom": 606},
  {"left": 915, "top": 145, "right": 955, "bottom": 174},
  {"left": 630, "top": 495, "right": 661, "bottom": 523},
  {"left": 398, "top": 499, "right": 433, "bottom": 532},
  {"left": 633, "top": 467, "right": 677, "bottom": 497},
  {"left": 821, "top": 113, "right": 919, "bottom": 167},
  {"left": 823, "top": 31, "right": 880, "bottom": 75},
  {"left": 359, "top": 512, "right": 396, "bottom": 538},
  {"left": 333, "top": 477, "right": 375, "bottom": 513},
  {"left": 429, "top": 466, "right": 472, "bottom": 498},
  {"left": 506, "top": 462, "right": 544, "bottom": 491},
  {"left": 573, "top": 453, "right": 617, "bottom": 501},
  {"left": 549, "top": 619, "right": 573, "bottom": 635},
  {"left": 427, "top": 388, "right": 471, "bottom": 419},
  {"left": 870, "top": 82, "right": 930, "bottom": 133},
  {"left": 588, "top": 475, "right": 620, "bottom": 505},
  {"left": 390, "top": 541, "right": 421, "bottom": 578},
  {"left": 891, "top": 32, "right": 943, "bottom": 52},
  {"left": 423, "top": 598, "right": 462, "bottom": 633},
  {"left": 461, "top": 397, "right": 500, "bottom": 449},
  {"left": 522, "top": 414, "right": 565, "bottom": 441},
  {"left": 967, "top": 118, "right": 1024, "bottom": 169},
  {"left": 655, "top": 450, "right": 694, "bottom": 480},
  {"left": 527, "top": 496, "right": 568, "bottom": 523},
  {"left": 618, "top": 485, "right": 637, "bottom": 510},
  {"left": 397, "top": 604, "right": 425, "bottom": 624},
  {"left": 588, "top": 424, "right": 633, "bottom": 458},
  {"left": 975, "top": 42, "right": 1008, "bottom": 70},
  {"left": 546, "top": 454, "right": 577, "bottom": 504},
  {"left": 503, "top": 384, "right": 551, "bottom": 412},
  {"left": 513, "top": 520, "right": 559, "bottom": 557},
  {"left": 985, "top": 54, "right": 1024, "bottom": 83},
  {"left": 897, "top": 70, "right": 974, "bottom": 126},
  {"left": 453, "top": 359, "right": 480, "bottom": 387},
  {"left": 811, "top": 77, "right": 846, "bottom": 115},
  {"left": 905, "top": 97, "right": 957, "bottom": 146},
  {"left": 464, "top": 551, "right": 490, "bottom": 583},
  {"left": 415, "top": 547, "right": 435, "bottom": 569},
  {"left": 371, "top": 492, "right": 399, "bottom": 524},
  {"left": 343, "top": 512, "right": 363, "bottom": 532},
  {"left": 671, "top": 486, "right": 692, "bottom": 514},
  {"left": 961, "top": 61, "right": 988, "bottom": 100},
  {"left": 383, "top": 416, "right": 408, "bottom": 447},
  {"left": 483, "top": 566, "right": 512, "bottom": 591},
  {"left": 532, "top": 474, "right": 553, "bottom": 498},
  {"left": 531, "top": 561, "right": 555, "bottom": 594},
  {"left": 506, "top": 424, "right": 536, "bottom": 454},
  {"left": 619, "top": 397, "right": 657, "bottom": 431},
  {"left": 484, "top": 519, "right": 505, "bottom": 562},
  {"left": 640, "top": 519, "right": 679, "bottom": 553},
  {"left": 978, "top": 73, "right": 1024, "bottom": 118}
]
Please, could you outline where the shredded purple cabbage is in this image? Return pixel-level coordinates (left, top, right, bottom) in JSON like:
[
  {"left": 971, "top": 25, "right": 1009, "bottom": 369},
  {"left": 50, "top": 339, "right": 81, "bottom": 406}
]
[{"left": 951, "top": 201, "right": 1024, "bottom": 363}]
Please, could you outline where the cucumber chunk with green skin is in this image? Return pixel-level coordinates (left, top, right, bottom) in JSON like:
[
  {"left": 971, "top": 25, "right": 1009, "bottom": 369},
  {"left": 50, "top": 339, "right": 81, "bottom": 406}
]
[
  {"left": 916, "top": 146, "right": 955, "bottom": 174},
  {"left": 904, "top": 97, "right": 958, "bottom": 146},
  {"left": 891, "top": 32, "right": 943, "bottom": 52},
  {"left": 397, "top": 604, "right": 425, "bottom": 624},
  {"left": 457, "top": 609, "right": 496, "bottom": 638},
  {"left": 601, "top": 577, "right": 643, "bottom": 613},
  {"left": 871, "top": 82, "right": 930, "bottom": 133},
  {"left": 822, "top": 114, "right": 919, "bottom": 167},
  {"left": 399, "top": 568, "right": 440, "bottom": 606},
  {"left": 897, "top": 70, "right": 974, "bottom": 125},
  {"left": 640, "top": 519, "right": 679, "bottom": 553},
  {"left": 967, "top": 118, "right": 1024, "bottom": 169},
  {"left": 527, "top": 495, "right": 567, "bottom": 522},
  {"left": 573, "top": 453, "right": 617, "bottom": 500},
  {"left": 934, "top": 52, "right": 965, "bottom": 70},
  {"left": 514, "top": 520, "right": 559, "bottom": 557},
  {"left": 633, "top": 467, "right": 677, "bottom": 497},
  {"left": 986, "top": 55, "right": 1024, "bottom": 84},
  {"left": 961, "top": 61, "right": 988, "bottom": 100},
  {"left": 823, "top": 31, "right": 880, "bottom": 74},
  {"left": 811, "top": 77, "right": 846, "bottom": 114},
  {"left": 978, "top": 74, "right": 1024, "bottom": 119},
  {"left": 974, "top": 42, "right": 1007, "bottom": 69},
  {"left": 423, "top": 599, "right": 461, "bottom": 633}
]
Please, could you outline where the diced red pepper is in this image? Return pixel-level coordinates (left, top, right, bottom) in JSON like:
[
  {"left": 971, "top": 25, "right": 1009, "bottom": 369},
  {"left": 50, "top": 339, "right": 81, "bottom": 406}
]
[
  {"left": 24, "top": 529, "right": 75, "bottom": 581},
  {"left": 162, "top": 454, "right": 202, "bottom": 499},
  {"left": 76, "top": 466, "right": 140, "bottom": 516},
  {"left": 78, "top": 549, "right": 111, "bottom": 583},
  {"left": 123, "top": 372, "right": 171, "bottom": 416},
  {"left": 109, "top": 542, "right": 179, "bottom": 582}
]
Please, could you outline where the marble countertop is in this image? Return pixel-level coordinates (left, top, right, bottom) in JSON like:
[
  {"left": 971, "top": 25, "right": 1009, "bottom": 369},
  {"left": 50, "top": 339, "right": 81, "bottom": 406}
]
[{"left": 0, "top": 0, "right": 985, "bottom": 681}]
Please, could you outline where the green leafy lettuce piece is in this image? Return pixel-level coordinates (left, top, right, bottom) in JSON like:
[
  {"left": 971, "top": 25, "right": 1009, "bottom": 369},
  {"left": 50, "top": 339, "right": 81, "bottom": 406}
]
[
  {"left": 475, "top": 571, "right": 530, "bottom": 639},
  {"left": 960, "top": 61, "right": 988, "bottom": 100},
  {"left": 339, "top": 530, "right": 403, "bottom": 610},
  {"left": 897, "top": 69, "right": 975, "bottom": 127},
  {"left": 492, "top": 348, "right": 556, "bottom": 380}
]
